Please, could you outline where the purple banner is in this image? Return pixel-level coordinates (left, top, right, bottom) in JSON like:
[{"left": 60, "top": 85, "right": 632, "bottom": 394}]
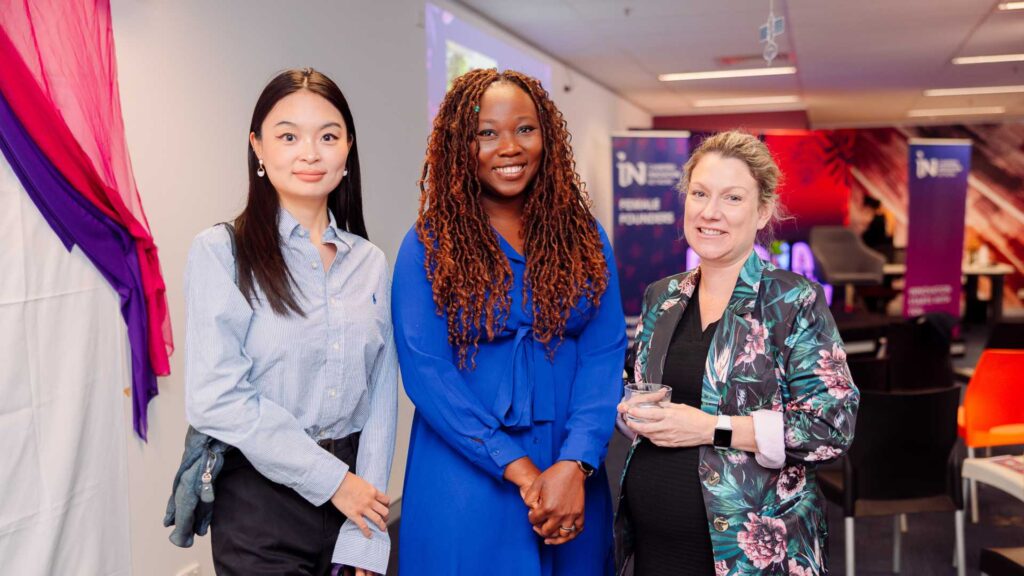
[
  {"left": 904, "top": 139, "right": 971, "bottom": 318},
  {"left": 612, "top": 132, "right": 689, "bottom": 322}
]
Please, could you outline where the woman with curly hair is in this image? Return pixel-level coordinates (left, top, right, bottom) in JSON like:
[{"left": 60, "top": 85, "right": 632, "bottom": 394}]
[{"left": 392, "top": 69, "right": 628, "bottom": 575}]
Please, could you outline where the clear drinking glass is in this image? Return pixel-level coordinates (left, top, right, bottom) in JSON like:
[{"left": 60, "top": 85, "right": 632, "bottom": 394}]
[{"left": 623, "top": 383, "right": 673, "bottom": 422}]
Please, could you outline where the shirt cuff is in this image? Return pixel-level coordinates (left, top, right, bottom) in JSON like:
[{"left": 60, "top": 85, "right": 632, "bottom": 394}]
[
  {"left": 483, "top": 432, "right": 528, "bottom": 478},
  {"left": 333, "top": 521, "right": 391, "bottom": 574},
  {"left": 752, "top": 410, "right": 786, "bottom": 469},
  {"left": 297, "top": 451, "right": 350, "bottom": 506}
]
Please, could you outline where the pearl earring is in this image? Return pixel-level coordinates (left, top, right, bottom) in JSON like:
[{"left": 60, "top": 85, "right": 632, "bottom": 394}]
[
  {"left": 256, "top": 160, "right": 266, "bottom": 178},
  {"left": 343, "top": 168, "right": 349, "bottom": 177}
]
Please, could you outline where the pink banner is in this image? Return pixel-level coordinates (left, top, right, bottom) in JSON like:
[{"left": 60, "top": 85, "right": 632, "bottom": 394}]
[
  {"left": 904, "top": 139, "right": 971, "bottom": 318},
  {"left": 0, "top": 1, "right": 172, "bottom": 376}
]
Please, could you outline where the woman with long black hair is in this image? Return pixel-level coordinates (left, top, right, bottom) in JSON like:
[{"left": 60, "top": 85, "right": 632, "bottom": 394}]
[{"left": 184, "top": 68, "right": 396, "bottom": 576}]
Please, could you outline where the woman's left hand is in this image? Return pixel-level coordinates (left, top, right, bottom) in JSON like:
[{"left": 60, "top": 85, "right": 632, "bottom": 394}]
[
  {"left": 622, "top": 401, "right": 716, "bottom": 448},
  {"left": 524, "top": 461, "right": 586, "bottom": 545},
  {"left": 344, "top": 568, "right": 378, "bottom": 576}
]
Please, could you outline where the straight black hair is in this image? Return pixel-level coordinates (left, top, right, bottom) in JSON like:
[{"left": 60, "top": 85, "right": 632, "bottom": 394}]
[{"left": 235, "top": 67, "right": 367, "bottom": 315}]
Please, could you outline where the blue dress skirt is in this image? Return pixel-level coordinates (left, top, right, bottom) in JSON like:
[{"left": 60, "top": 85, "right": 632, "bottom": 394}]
[{"left": 392, "top": 224, "right": 627, "bottom": 576}]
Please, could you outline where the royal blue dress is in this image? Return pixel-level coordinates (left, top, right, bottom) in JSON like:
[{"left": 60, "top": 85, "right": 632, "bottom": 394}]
[{"left": 393, "top": 224, "right": 627, "bottom": 576}]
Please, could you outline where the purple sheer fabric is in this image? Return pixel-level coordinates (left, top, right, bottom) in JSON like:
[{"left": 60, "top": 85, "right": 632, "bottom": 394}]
[{"left": 0, "top": 90, "right": 157, "bottom": 438}]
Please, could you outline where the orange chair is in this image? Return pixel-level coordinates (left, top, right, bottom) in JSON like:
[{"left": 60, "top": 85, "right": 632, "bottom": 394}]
[{"left": 959, "top": 349, "right": 1024, "bottom": 522}]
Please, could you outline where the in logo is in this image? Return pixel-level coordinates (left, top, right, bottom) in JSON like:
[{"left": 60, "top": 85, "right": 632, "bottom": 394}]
[
  {"left": 616, "top": 151, "right": 647, "bottom": 187},
  {"left": 915, "top": 150, "right": 939, "bottom": 179}
]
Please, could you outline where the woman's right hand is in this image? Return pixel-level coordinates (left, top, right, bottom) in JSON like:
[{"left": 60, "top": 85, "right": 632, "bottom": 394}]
[
  {"left": 503, "top": 456, "right": 541, "bottom": 504},
  {"left": 330, "top": 472, "right": 390, "bottom": 538}
]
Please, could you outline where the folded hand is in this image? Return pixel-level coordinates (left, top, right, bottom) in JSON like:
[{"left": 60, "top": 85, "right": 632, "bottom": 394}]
[{"left": 524, "top": 461, "right": 586, "bottom": 545}]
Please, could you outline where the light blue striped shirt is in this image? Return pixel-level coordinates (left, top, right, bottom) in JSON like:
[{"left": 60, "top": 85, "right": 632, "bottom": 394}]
[{"left": 184, "top": 207, "right": 397, "bottom": 573}]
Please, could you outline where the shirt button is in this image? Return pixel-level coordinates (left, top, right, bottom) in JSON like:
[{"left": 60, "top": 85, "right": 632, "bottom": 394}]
[
  {"left": 310, "top": 261, "right": 318, "bottom": 269},
  {"left": 328, "top": 389, "right": 337, "bottom": 398},
  {"left": 713, "top": 517, "right": 730, "bottom": 532},
  {"left": 330, "top": 297, "right": 339, "bottom": 306},
  {"left": 333, "top": 342, "right": 340, "bottom": 350}
]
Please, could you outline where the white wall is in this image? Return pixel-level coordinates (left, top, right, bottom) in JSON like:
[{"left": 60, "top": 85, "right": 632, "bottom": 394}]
[{"left": 111, "top": 1, "right": 649, "bottom": 574}]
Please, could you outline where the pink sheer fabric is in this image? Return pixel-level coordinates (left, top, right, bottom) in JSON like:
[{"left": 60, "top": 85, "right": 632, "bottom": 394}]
[{"left": 0, "top": 0, "right": 172, "bottom": 376}]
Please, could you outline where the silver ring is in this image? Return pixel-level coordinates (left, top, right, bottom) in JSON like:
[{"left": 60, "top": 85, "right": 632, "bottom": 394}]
[{"left": 559, "top": 524, "right": 576, "bottom": 533}]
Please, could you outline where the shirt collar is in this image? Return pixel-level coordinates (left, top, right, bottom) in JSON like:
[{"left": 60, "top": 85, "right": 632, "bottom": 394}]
[{"left": 277, "top": 206, "right": 352, "bottom": 249}]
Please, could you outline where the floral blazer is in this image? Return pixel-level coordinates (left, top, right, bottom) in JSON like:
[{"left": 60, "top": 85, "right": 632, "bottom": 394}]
[{"left": 616, "top": 251, "right": 859, "bottom": 576}]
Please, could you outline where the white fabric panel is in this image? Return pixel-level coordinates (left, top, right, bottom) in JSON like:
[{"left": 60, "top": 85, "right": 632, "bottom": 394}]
[{"left": 0, "top": 154, "right": 132, "bottom": 575}]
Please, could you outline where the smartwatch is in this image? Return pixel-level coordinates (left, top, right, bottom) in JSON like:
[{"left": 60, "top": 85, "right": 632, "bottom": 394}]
[
  {"left": 713, "top": 414, "right": 733, "bottom": 449},
  {"left": 576, "top": 460, "right": 595, "bottom": 478}
]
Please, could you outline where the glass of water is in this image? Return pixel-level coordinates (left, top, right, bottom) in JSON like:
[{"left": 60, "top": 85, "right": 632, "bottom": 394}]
[{"left": 623, "top": 383, "right": 673, "bottom": 422}]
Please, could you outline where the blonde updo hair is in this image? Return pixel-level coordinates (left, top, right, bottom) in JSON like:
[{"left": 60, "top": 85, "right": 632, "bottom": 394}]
[{"left": 678, "top": 130, "right": 788, "bottom": 244}]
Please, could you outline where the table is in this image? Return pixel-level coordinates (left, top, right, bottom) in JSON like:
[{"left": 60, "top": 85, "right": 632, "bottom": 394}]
[
  {"left": 963, "top": 454, "right": 1024, "bottom": 504},
  {"left": 882, "top": 263, "right": 1015, "bottom": 322},
  {"left": 962, "top": 455, "right": 1024, "bottom": 575}
]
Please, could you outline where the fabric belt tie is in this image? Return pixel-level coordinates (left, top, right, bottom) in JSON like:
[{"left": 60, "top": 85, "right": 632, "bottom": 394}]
[{"left": 493, "top": 326, "right": 555, "bottom": 429}]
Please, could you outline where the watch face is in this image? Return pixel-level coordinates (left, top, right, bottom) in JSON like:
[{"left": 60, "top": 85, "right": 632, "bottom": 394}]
[{"left": 713, "top": 427, "right": 733, "bottom": 449}]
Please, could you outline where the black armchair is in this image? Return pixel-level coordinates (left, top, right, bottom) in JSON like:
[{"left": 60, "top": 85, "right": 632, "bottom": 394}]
[
  {"left": 820, "top": 386, "right": 965, "bottom": 575},
  {"left": 886, "top": 313, "right": 956, "bottom": 391},
  {"left": 986, "top": 320, "right": 1024, "bottom": 350},
  {"left": 846, "top": 356, "right": 889, "bottom": 392}
]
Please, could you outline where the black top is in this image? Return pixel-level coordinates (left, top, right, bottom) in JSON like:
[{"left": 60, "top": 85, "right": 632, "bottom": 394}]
[{"left": 625, "top": 287, "right": 718, "bottom": 575}]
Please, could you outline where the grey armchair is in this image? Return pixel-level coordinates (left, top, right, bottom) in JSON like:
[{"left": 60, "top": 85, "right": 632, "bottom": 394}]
[{"left": 809, "top": 226, "right": 887, "bottom": 314}]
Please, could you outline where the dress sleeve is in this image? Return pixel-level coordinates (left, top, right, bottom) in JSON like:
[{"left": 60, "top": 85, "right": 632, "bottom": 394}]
[
  {"left": 557, "top": 224, "right": 629, "bottom": 469},
  {"left": 391, "top": 230, "right": 528, "bottom": 482},
  {"left": 184, "top": 227, "right": 348, "bottom": 505},
  {"left": 780, "top": 283, "right": 860, "bottom": 466}
]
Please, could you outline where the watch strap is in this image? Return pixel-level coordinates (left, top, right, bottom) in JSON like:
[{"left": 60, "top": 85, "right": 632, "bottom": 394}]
[{"left": 576, "top": 460, "right": 595, "bottom": 477}]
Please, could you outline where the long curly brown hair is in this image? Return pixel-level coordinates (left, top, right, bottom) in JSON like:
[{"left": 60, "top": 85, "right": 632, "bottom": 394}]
[{"left": 417, "top": 69, "right": 608, "bottom": 369}]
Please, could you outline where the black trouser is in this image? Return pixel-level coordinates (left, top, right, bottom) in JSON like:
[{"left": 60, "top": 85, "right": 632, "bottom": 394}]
[{"left": 211, "top": 433, "right": 360, "bottom": 576}]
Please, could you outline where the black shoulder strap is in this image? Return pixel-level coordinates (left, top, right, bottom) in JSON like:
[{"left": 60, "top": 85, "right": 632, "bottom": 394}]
[{"left": 219, "top": 222, "right": 239, "bottom": 286}]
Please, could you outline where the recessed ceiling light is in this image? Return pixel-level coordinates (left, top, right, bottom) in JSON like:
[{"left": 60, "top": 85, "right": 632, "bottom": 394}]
[
  {"left": 952, "top": 53, "right": 1024, "bottom": 65},
  {"left": 998, "top": 2, "right": 1024, "bottom": 9},
  {"left": 693, "top": 95, "right": 801, "bottom": 107},
  {"left": 658, "top": 66, "right": 797, "bottom": 82},
  {"left": 907, "top": 106, "right": 1006, "bottom": 117},
  {"left": 924, "top": 85, "right": 1024, "bottom": 96}
]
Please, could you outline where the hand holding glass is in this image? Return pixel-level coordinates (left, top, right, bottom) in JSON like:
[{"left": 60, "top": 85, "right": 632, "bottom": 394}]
[{"left": 623, "top": 383, "right": 673, "bottom": 422}]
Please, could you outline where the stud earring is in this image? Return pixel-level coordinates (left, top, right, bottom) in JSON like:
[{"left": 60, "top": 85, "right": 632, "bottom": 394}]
[
  {"left": 343, "top": 168, "right": 349, "bottom": 177},
  {"left": 256, "top": 160, "right": 266, "bottom": 178}
]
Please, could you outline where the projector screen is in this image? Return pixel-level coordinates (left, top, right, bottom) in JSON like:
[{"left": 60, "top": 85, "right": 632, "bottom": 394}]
[{"left": 425, "top": 2, "right": 552, "bottom": 122}]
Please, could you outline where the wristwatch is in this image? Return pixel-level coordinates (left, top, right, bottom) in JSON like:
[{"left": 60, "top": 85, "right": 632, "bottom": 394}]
[
  {"left": 713, "top": 414, "right": 733, "bottom": 449},
  {"left": 576, "top": 460, "right": 595, "bottom": 478}
]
